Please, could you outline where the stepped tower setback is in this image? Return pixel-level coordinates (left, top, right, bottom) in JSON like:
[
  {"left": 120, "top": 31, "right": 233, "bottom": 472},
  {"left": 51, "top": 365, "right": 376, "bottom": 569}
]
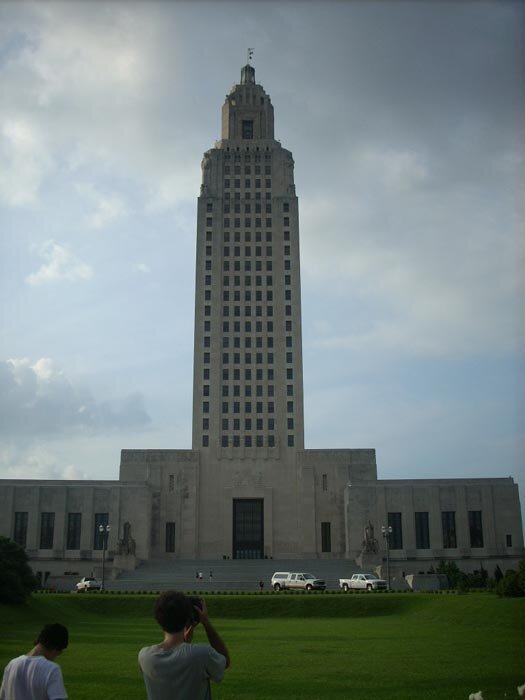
[{"left": 192, "top": 64, "right": 304, "bottom": 454}]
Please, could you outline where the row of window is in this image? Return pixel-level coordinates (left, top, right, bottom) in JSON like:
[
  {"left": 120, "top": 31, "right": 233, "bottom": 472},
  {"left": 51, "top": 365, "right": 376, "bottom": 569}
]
[
  {"left": 13, "top": 512, "right": 110, "bottom": 550},
  {"left": 213, "top": 335, "right": 292, "bottom": 349},
  {"left": 207, "top": 216, "right": 291, "bottom": 230},
  {"left": 321, "top": 514, "right": 515, "bottom": 554},
  {"left": 204, "top": 306, "right": 290, "bottom": 320},
  {"left": 222, "top": 245, "right": 274, "bottom": 256},
  {"left": 223, "top": 179, "right": 272, "bottom": 190},
  {"left": 220, "top": 245, "right": 293, "bottom": 258},
  {"left": 204, "top": 319, "right": 289, "bottom": 334},
  {"left": 204, "top": 307, "right": 294, "bottom": 319},
  {"left": 218, "top": 335, "right": 293, "bottom": 349},
  {"left": 223, "top": 165, "right": 272, "bottom": 176},
  {"left": 202, "top": 367, "right": 294, "bottom": 382},
  {"left": 223, "top": 218, "right": 275, "bottom": 229},
  {"left": 210, "top": 259, "right": 293, "bottom": 272},
  {"left": 202, "top": 434, "right": 294, "bottom": 448},
  {"left": 202, "top": 400, "right": 294, "bottom": 414},
  {"left": 206, "top": 351, "right": 293, "bottom": 364},
  {"left": 210, "top": 272, "right": 276, "bottom": 284},
  {"left": 222, "top": 147, "right": 272, "bottom": 157},
  {"left": 215, "top": 384, "right": 292, "bottom": 397},
  {"left": 217, "top": 291, "right": 293, "bottom": 304},
  {"left": 224, "top": 203, "right": 272, "bottom": 214},
  {"left": 387, "top": 510, "right": 486, "bottom": 550},
  {"left": 220, "top": 320, "right": 292, "bottom": 333},
  {"left": 223, "top": 191, "right": 272, "bottom": 201},
  {"left": 204, "top": 418, "right": 277, "bottom": 431},
  {"left": 207, "top": 230, "right": 291, "bottom": 243}
]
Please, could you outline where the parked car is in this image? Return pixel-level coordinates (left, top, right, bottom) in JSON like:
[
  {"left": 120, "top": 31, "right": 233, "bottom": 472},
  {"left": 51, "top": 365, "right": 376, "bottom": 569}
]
[
  {"left": 76, "top": 576, "right": 102, "bottom": 592},
  {"left": 339, "top": 573, "right": 387, "bottom": 591},
  {"left": 271, "top": 572, "right": 326, "bottom": 591}
]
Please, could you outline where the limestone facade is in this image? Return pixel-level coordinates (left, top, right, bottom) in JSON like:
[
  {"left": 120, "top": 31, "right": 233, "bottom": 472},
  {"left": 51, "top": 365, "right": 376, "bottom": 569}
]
[{"left": 0, "top": 66, "right": 523, "bottom": 577}]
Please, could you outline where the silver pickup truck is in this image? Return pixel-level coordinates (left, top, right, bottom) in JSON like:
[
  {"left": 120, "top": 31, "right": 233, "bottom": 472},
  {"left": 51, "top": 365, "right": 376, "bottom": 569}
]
[{"left": 271, "top": 572, "right": 326, "bottom": 591}]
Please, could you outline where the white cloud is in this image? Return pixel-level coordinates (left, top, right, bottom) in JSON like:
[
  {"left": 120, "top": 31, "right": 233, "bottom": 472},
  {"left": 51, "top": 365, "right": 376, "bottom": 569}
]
[
  {"left": 17, "top": 3, "right": 151, "bottom": 106},
  {"left": 75, "top": 182, "right": 127, "bottom": 229},
  {"left": 26, "top": 240, "right": 93, "bottom": 286},
  {"left": 0, "top": 2, "right": 190, "bottom": 212},
  {"left": 0, "top": 357, "right": 151, "bottom": 437},
  {"left": 0, "top": 445, "right": 87, "bottom": 481},
  {"left": 300, "top": 180, "right": 525, "bottom": 358},
  {"left": 0, "top": 118, "right": 52, "bottom": 205},
  {"left": 359, "top": 147, "right": 429, "bottom": 193},
  {"left": 145, "top": 168, "right": 201, "bottom": 213},
  {"left": 135, "top": 263, "right": 151, "bottom": 274}
]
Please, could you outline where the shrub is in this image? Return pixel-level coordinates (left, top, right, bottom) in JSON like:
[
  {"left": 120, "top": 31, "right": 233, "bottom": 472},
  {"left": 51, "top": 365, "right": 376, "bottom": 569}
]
[
  {"left": 497, "top": 560, "right": 525, "bottom": 598},
  {"left": 0, "top": 536, "right": 38, "bottom": 603}
]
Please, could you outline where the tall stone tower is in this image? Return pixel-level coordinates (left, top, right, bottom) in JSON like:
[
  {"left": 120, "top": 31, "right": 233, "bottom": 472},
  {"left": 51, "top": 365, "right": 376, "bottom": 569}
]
[
  {"left": 190, "top": 64, "right": 306, "bottom": 558},
  {"left": 192, "top": 64, "right": 305, "bottom": 454},
  {"left": 119, "top": 65, "right": 378, "bottom": 561}
]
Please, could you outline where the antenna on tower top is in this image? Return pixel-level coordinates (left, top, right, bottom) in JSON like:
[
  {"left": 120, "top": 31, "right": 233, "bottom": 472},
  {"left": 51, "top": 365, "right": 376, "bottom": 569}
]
[{"left": 247, "top": 48, "right": 254, "bottom": 63}]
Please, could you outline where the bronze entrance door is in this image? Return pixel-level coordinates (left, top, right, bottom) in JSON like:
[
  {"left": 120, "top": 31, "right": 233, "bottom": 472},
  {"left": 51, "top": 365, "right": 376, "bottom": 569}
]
[{"left": 232, "top": 499, "right": 264, "bottom": 559}]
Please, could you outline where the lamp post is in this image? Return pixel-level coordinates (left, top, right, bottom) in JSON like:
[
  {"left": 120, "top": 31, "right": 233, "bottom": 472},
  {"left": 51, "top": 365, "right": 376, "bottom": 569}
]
[
  {"left": 99, "top": 524, "right": 111, "bottom": 591},
  {"left": 381, "top": 525, "right": 393, "bottom": 590}
]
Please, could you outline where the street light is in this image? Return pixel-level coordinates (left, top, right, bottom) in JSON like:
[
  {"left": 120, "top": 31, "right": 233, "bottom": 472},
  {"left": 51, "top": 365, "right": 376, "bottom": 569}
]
[
  {"left": 381, "top": 525, "right": 393, "bottom": 590},
  {"left": 98, "top": 524, "right": 111, "bottom": 591}
]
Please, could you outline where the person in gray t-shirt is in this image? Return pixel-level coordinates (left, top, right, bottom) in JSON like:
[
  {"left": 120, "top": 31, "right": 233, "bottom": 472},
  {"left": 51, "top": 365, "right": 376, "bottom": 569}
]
[{"left": 138, "top": 591, "right": 229, "bottom": 700}]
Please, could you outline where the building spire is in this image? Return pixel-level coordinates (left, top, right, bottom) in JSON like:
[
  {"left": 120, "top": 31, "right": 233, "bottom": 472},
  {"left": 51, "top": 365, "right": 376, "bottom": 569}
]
[
  {"left": 241, "top": 48, "right": 255, "bottom": 85},
  {"left": 240, "top": 63, "right": 255, "bottom": 85}
]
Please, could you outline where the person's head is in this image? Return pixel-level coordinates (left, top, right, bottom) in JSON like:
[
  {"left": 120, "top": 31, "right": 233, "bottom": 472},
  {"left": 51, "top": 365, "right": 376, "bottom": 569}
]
[
  {"left": 35, "top": 624, "right": 69, "bottom": 653},
  {"left": 154, "top": 591, "right": 193, "bottom": 634}
]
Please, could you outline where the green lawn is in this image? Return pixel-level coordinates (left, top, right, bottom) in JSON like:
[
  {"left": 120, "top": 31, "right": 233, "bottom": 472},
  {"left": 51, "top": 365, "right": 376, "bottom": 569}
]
[{"left": 0, "top": 593, "right": 523, "bottom": 699}]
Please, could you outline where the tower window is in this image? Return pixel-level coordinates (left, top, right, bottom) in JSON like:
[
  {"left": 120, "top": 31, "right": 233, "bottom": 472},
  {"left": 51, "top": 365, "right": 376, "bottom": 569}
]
[
  {"left": 321, "top": 522, "right": 331, "bottom": 552},
  {"left": 388, "top": 512, "right": 403, "bottom": 549},
  {"left": 242, "top": 120, "right": 254, "bottom": 139},
  {"left": 468, "top": 510, "right": 484, "bottom": 548}
]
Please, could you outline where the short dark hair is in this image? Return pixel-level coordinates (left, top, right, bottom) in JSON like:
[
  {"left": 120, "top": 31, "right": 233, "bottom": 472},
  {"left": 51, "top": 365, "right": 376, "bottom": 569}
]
[
  {"left": 36, "top": 624, "right": 69, "bottom": 651},
  {"left": 154, "top": 591, "right": 192, "bottom": 633}
]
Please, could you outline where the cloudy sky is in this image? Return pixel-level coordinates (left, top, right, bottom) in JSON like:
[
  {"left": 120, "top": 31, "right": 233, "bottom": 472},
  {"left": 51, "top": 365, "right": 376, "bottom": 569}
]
[{"left": 1, "top": 0, "right": 524, "bottom": 513}]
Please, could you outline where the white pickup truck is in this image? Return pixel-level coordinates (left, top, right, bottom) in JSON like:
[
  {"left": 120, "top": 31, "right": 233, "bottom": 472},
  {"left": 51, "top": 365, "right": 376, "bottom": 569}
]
[
  {"left": 339, "top": 573, "right": 387, "bottom": 591},
  {"left": 271, "top": 572, "right": 326, "bottom": 592},
  {"left": 75, "top": 576, "right": 102, "bottom": 592}
]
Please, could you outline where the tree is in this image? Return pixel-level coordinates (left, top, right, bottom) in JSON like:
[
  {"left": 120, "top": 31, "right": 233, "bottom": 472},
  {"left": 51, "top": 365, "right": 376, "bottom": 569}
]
[
  {"left": 436, "top": 560, "right": 464, "bottom": 588},
  {"left": 497, "top": 560, "right": 525, "bottom": 598},
  {"left": 493, "top": 565, "right": 503, "bottom": 583},
  {"left": 0, "top": 536, "right": 38, "bottom": 603}
]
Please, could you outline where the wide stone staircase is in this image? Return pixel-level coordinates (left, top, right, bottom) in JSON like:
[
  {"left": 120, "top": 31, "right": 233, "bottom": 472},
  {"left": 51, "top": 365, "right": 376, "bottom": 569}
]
[{"left": 106, "top": 558, "right": 363, "bottom": 593}]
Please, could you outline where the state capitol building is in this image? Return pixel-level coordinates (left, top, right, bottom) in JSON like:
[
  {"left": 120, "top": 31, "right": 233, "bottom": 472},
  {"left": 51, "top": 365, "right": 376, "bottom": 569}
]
[{"left": 0, "top": 65, "right": 523, "bottom": 584}]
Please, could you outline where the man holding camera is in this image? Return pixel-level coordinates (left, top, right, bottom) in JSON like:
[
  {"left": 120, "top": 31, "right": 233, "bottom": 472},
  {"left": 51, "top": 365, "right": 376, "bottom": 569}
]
[{"left": 138, "top": 591, "right": 230, "bottom": 700}]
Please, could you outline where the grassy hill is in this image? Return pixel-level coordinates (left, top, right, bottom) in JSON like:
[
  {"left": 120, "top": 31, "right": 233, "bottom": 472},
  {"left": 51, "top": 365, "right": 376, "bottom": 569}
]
[{"left": 1, "top": 592, "right": 523, "bottom": 699}]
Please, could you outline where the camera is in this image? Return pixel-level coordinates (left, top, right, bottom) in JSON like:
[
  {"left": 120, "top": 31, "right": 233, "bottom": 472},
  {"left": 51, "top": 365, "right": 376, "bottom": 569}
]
[{"left": 187, "top": 596, "right": 203, "bottom": 623}]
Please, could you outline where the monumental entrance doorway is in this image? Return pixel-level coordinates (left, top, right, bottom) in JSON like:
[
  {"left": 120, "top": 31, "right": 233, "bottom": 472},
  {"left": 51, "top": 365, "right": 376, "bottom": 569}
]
[{"left": 232, "top": 499, "right": 264, "bottom": 559}]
